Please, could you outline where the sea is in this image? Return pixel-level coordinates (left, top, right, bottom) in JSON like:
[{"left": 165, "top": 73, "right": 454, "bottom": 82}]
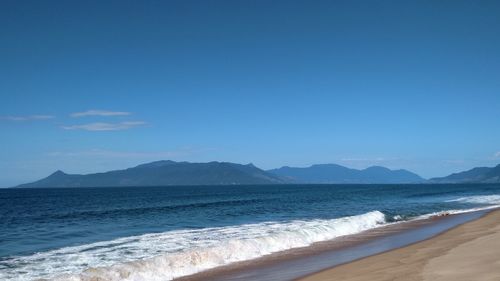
[{"left": 1, "top": 184, "right": 500, "bottom": 281}]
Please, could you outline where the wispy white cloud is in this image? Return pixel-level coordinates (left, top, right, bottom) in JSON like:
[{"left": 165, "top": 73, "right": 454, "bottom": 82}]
[
  {"left": 70, "top": 110, "right": 131, "bottom": 118},
  {"left": 62, "top": 121, "right": 146, "bottom": 131},
  {"left": 494, "top": 152, "right": 500, "bottom": 158},
  {"left": 0, "top": 115, "right": 55, "bottom": 121}
]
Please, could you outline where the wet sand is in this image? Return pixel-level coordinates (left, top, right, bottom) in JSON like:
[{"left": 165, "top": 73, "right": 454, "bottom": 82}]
[
  {"left": 179, "top": 210, "right": 488, "bottom": 281},
  {"left": 299, "top": 209, "right": 500, "bottom": 281}
]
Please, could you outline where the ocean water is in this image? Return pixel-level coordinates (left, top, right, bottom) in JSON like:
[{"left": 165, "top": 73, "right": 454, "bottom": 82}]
[{"left": 1, "top": 184, "right": 500, "bottom": 281}]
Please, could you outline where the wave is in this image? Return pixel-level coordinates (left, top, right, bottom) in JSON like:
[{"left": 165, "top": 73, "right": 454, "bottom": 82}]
[
  {"left": 446, "top": 194, "right": 500, "bottom": 205},
  {"left": 1, "top": 211, "right": 386, "bottom": 281},
  {"left": 415, "top": 206, "right": 498, "bottom": 220},
  {"left": 13, "top": 198, "right": 271, "bottom": 223},
  {"left": 5, "top": 195, "right": 500, "bottom": 281},
  {"left": 413, "top": 195, "right": 500, "bottom": 220}
]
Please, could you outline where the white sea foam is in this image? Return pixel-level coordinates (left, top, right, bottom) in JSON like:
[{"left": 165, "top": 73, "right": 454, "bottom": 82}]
[
  {"left": 415, "top": 206, "right": 498, "bottom": 220},
  {"left": 414, "top": 195, "right": 500, "bottom": 220},
  {"left": 0, "top": 211, "right": 386, "bottom": 281},
  {"left": 446, "top": 194, "right": 500, "bottom": 205},
  {"left": 6, "top": 195, "right": 499, "bottom": 281}
]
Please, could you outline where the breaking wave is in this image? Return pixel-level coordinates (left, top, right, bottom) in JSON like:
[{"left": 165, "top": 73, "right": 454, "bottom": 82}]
[
  {"left": 1, "top": 211, "right": 386, "bottom": 281},
  {"left": 446, "top": 194, "right": 500, "bottom": 205},
  {"left": 414, "top": 195, "right": 500, "bottom": 220}
]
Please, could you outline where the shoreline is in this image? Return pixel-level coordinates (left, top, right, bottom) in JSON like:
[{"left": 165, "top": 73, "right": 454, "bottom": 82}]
[
  {"left": 2, "top": 206, "right": 493, "bottom": 281},
  {"left": 178, "top": 209, "right": 491, "bottom": 281},
  {"left": 298, "top": 208, "right": 500, "bottom": 281}
]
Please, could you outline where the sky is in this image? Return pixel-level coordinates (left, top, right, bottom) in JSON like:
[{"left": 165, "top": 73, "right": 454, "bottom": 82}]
[{"left": 1, "top": 0, "right": 500, "bottom": 187}]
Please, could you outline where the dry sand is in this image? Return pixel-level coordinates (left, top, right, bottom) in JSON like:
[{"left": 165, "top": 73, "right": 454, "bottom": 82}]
[{"left": 298, "top": 209, "right": 500, "bottom": 281}]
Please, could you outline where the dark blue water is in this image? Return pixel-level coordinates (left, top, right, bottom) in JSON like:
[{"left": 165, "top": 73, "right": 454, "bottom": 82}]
[{"left": 1, "top": 184, "right": 500, "bottom": 280}]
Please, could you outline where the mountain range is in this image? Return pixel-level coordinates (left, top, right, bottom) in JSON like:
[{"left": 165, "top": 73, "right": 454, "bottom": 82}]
[
  {"left": 15, "top": 161, "right": 285, "bottom": 188},
  {"left": 429, "top": 164, "right": 500, "bottom": 183},
  {"left": 268, "top": 164, "right": 424, "bottom": 184},
  {"left": 14, "top": 161, "right": 500, "bottom": 188}
]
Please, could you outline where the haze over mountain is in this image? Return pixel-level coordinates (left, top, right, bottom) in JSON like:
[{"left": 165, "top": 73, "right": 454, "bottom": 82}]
[
  {"left": 16, "top": 161, "right": 429, "bottom": 188},
  {"left": 430, "top": 164, "right": 500, "bottom": 183},
  {"left": 15, "top": 161, "right": 287, "bottom": 188},
  {"left": 16, "top": 160, "right": 500, "bottom": 188},
  {"left": 267, "top": 164, "right": 425, "bottom": 184}
]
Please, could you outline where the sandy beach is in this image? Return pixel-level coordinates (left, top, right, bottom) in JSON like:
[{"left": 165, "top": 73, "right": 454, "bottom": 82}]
[{"left": 299, "top": 209, "right": 500, "bottom": 281}]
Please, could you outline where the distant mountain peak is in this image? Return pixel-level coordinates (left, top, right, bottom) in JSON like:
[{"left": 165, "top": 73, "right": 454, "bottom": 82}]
[
  {"left": 363, "top": 166, "right": 390, "bottom": 171},
  {"left": 50, "top": 170, "right": 67, "bottom": 177},
  {"left": 310, "top": 163, "right": 345, "bottom": 168},
  {"left": 15, "top": 160, "right": 288, "bottom": 188},
  {"left": 134, "top": 160, "right": 178, "bottom": 169},
  {"left": 430, "top": 164, "right": 500, "bottom": 183},
  {"left": 268, "top": 164, "right": 424, "bottom": 184}
]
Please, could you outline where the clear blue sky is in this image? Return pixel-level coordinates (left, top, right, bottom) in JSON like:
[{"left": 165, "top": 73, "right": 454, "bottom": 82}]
[{"left": 1, "top": 0, "right": 500, "bottom": 187}]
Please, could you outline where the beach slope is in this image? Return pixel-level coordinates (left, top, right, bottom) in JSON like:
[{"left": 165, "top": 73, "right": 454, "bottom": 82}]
[{"left": 299, "top": 210, "right": 500, "bottom": 281}]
